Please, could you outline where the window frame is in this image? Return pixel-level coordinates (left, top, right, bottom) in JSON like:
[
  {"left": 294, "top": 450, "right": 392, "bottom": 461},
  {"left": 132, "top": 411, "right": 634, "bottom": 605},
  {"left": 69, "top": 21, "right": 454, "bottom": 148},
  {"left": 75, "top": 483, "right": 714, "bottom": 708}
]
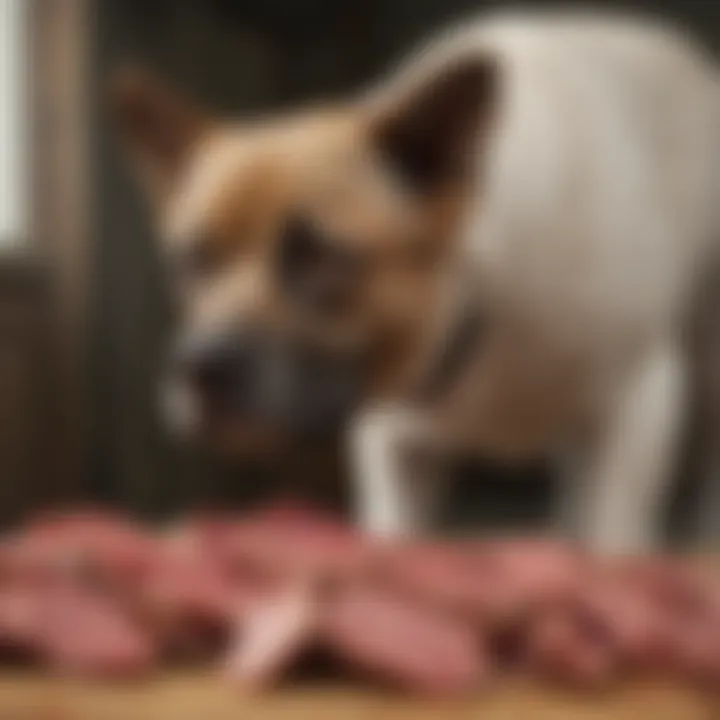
[
  {"left": 21, "top": 0, "right": 93, "bottom": 500},
  {"left": 0, "top": 0, "right": 33, "bottom": 261}
]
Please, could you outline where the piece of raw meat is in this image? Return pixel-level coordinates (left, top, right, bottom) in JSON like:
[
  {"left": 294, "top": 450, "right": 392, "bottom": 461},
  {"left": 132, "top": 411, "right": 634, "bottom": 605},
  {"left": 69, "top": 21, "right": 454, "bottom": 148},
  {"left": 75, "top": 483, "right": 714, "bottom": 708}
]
[
  {"left": 36, "top": 586, "right": 156, "bottom": 678},
  {"left": 0, "top": 510, "right": 156, "bottom": 590},
  {"left": 214, "top": 505, "right": 374, "bottom": 582},
  {"left": 524, "top": 609, "right": 617, "bottom": 688},
  {"left": 0, "top": 587, "right": 44, "bottom": 659},
  {"left": 135, "top": 535, "right": 239, "bottom": 660},
  {"left": 321, "top": 585, "right": 487, "bottom": 695},
  {"left": 223, "top": 582, "right": 317, "bottom": 689}
]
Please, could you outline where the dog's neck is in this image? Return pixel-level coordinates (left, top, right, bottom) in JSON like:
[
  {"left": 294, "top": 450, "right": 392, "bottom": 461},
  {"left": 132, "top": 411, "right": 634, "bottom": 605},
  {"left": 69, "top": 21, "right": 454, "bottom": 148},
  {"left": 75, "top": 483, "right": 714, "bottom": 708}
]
[{"left": 415, "top": 302, "right": 484, "bottom": 402}]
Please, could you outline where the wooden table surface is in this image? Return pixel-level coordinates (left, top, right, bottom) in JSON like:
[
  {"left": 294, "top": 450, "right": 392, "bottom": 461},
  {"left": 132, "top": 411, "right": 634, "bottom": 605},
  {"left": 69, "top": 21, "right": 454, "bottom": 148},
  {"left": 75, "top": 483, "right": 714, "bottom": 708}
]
[{"left": 0, "top": 674, "right": 716, "bottom": 720}]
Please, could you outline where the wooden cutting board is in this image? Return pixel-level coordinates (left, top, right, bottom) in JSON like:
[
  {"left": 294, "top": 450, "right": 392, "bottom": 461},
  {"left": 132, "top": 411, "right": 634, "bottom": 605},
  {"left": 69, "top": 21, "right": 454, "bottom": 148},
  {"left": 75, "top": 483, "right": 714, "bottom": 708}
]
[{"left": 0, "top": 674, "right": 716, "bottom": 720}]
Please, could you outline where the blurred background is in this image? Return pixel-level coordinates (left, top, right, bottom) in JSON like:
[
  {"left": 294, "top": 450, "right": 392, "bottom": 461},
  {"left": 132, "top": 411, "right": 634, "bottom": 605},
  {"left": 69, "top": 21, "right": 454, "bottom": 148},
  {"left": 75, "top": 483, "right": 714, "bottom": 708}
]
[{"left": 2, "top": 0, "right": 719, "bottom": 541}]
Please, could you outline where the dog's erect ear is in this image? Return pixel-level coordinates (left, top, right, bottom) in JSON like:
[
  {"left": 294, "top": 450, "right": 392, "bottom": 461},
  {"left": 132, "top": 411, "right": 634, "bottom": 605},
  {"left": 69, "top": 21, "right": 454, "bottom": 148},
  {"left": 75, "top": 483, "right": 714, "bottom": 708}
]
[
  {"left": 110, "top": 65, "right": 210, "bottom": 194},
  {"left": 368, "top": 55, "right": 499, "bottom": 194}
]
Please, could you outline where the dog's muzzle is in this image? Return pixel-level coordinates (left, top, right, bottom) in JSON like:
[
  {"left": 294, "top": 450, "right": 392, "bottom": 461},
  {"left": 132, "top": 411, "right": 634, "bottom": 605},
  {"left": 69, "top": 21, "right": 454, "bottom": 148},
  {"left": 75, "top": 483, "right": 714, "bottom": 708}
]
[{"left": 170, "top": 327, "right": 361, "bottom": 440}]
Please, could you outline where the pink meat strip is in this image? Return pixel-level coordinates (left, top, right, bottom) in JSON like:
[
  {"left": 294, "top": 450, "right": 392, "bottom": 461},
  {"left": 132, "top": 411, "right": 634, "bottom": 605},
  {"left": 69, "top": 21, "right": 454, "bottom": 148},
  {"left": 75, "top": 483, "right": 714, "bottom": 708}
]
[
  {"left": 525, "top": 610, "right": 616, "bottom": 688},
  {"left": 35, "top": 586, "right": 156, "bottom": 678},
  {"left": 0, "top": 511, "right": 156, "bottom": 589},
  {"left": 0, "top": 586, "right": 44, "bottom": 655},
  {"left": 224, "top": 582, "right": 317, "bottom": 689},
  {"left": 193, "top": 506, "right": 374, "bottom": 583},
  {"left": 321, "top": 586, "right": 487, "bottom": 695}
]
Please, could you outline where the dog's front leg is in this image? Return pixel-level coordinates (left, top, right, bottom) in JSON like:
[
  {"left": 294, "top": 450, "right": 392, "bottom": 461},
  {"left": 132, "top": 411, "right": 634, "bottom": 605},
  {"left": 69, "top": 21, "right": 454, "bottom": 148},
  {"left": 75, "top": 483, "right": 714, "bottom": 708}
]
[
  {"left": 566, "top": 343, "right": 686, "bottom": 554},
  {"left": 347, "top": 405, "right": 445, "bottom": 538}
]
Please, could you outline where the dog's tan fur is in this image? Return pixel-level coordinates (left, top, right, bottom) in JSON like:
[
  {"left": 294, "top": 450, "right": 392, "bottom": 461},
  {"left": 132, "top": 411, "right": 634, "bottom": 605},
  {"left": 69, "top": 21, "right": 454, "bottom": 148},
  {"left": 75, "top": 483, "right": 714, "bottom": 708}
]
[{"left": 114, "top": 70, "right": 482, "bottom": 400}]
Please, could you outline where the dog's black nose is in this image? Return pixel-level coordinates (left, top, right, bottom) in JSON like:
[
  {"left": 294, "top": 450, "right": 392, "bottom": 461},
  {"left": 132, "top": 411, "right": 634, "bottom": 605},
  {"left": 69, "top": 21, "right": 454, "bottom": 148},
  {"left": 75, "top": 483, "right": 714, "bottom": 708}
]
[{"left": 192, "top": 350, "right": 236, "bottom": 398}]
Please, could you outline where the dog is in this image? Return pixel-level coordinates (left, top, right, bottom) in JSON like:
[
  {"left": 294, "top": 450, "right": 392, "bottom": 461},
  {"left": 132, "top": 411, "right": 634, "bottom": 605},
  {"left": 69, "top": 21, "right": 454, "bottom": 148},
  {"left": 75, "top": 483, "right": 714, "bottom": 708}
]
[{"left": 112, "top": 10, "right": 720, "bottom": 554}]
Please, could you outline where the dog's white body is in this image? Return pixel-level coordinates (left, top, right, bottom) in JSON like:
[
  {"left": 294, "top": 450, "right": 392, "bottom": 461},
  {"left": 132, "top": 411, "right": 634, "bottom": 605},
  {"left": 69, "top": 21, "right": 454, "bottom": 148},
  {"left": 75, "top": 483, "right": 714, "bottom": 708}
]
[{"left": 350, "top": 13, "right": 720, "bottom": 553}]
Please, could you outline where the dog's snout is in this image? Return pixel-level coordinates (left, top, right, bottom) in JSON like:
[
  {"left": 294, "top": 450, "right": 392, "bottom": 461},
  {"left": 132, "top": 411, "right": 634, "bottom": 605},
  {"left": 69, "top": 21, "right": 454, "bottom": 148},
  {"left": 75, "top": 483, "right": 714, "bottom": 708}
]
[
  {"left": 170, "top": 327, "right": 361, "bottom": 437},
  {"left": 178, "top": 334, "right": 252, "bottom": 407}
]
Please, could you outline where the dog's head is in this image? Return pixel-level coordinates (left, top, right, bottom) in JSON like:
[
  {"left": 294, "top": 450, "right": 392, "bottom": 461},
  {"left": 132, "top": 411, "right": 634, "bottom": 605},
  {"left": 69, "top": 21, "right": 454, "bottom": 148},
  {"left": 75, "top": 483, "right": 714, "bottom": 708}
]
[{"left": 111, "top": 53, "right": 498, "bottom": 451}]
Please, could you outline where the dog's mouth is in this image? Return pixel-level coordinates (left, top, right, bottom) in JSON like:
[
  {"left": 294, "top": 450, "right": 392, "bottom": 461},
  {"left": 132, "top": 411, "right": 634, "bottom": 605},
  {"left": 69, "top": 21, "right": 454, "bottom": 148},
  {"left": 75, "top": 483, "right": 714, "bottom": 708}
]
[
  {"left": 203, "top": 415, "right": 284, "bottom": 455},
  {"left": 161, "top": 375, "right": 288, "bottom": 453},
  {"left": 162, "top": 334, "right": 362, "bottom": 451}
]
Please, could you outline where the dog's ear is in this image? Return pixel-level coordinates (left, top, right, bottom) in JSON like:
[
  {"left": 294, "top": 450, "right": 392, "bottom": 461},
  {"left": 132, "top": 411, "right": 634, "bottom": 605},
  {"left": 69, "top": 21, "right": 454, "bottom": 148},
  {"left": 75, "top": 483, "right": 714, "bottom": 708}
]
[
  {"left": 368, "top": 54, "right": 499, "bottom": 195},
  {"left": 110, "top": 65, "right": 210, "bottom": 195}
]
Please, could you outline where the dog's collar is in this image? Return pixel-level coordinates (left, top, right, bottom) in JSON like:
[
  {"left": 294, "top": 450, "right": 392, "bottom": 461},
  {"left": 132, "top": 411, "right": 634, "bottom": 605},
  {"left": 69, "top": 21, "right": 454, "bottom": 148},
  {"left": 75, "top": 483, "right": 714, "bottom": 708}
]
[{"left": 413, "top": 289, "right": 485, "bottom": 403}]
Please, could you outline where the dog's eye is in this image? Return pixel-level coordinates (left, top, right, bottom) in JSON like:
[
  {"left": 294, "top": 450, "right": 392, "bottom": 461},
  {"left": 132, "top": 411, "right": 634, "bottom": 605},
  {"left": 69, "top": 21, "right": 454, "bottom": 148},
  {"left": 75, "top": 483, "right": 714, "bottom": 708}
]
[{"left": 278, "top": 216, "right": 361, "bottom": 318}]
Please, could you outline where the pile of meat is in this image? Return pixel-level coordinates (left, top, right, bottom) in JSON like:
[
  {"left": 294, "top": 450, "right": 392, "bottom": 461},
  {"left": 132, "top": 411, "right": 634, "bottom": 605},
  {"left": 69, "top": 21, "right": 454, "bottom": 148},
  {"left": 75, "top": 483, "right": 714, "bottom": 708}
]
[{"left": 0, "top": 504, "right": 718, "bottom": 695}]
